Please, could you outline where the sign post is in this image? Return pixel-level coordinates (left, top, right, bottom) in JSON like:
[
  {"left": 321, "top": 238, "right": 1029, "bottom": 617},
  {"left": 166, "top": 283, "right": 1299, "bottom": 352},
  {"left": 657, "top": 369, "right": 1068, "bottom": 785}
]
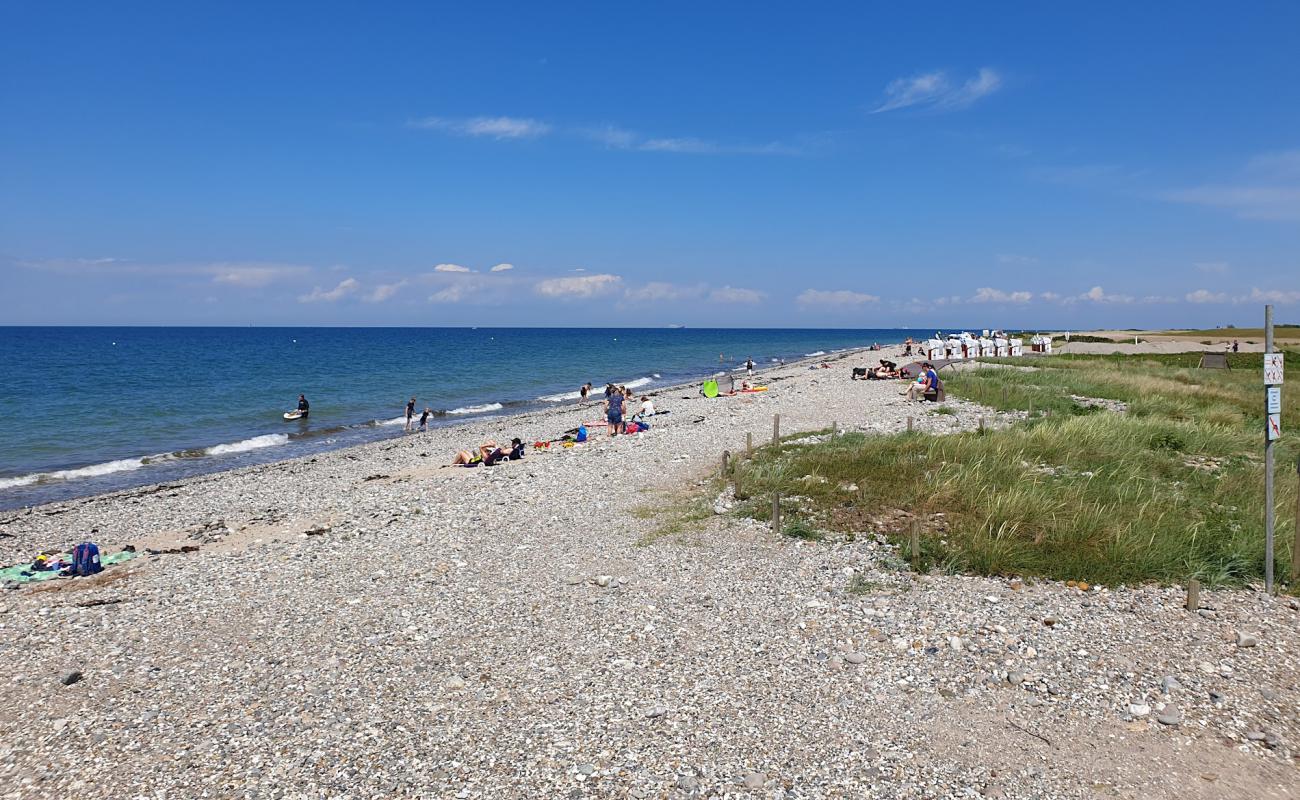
[{"left": 1263, "top": 306, "right": 1280, "bottom": 593}]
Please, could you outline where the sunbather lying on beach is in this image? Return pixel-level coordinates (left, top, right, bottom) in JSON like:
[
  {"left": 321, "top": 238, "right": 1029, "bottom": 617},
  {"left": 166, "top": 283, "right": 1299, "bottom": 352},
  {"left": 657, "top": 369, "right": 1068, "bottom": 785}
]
[{"left": 450, "top": 440, "right": 507, "bottom": 467}]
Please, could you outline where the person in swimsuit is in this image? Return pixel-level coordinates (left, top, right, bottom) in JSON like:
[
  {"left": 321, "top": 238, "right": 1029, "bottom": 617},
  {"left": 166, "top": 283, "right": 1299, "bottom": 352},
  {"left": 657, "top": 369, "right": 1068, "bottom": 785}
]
[
  {"left": 404, "top": 397, "right": 417, "bottom": 431},
  {"left": 418, "top": 408, "right": 431, "bottom": 432},
  {"left": 451, "top": 440, "right": 501, "bottom": 466}
]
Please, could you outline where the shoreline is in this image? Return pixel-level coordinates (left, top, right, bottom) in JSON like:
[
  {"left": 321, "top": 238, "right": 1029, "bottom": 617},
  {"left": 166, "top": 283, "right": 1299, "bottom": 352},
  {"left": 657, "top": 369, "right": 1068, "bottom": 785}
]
[
  {"left": 0, "top": 344, "right": 890, "bottom": 551},
  {"left": 0, "top": 342, "right": 879, "bottom": 512}
]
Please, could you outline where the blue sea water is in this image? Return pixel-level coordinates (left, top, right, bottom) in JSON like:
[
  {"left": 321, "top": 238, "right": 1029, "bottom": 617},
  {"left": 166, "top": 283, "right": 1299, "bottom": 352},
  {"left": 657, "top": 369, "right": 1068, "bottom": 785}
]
[{"left": 0, "top": 327, "right": 915, "bottom": 508}]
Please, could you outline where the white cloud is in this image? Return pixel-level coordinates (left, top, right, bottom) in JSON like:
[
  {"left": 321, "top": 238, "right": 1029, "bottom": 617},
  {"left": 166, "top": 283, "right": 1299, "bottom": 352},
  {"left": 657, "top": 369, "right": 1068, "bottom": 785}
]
[
  {"left": 640, "top": 137, "right": 718, "bottom": 154},
  {"left": 1186, "top": 289, "right": 1227, "bottom": 304},
  {"left": 410, "top": 115, "right": 552, "bottom": 140},
  {"left": 1040, "top": 291, "right": 1061, "bottom": 302},
  {"left": 298, "top": 277, "right": 359, "bottom": 303},
  {"left": 1074, "top": 286, "right": 1133, "bottom": 304},
  {"left": 709, "top": 286, "right": 765, "bottom": 304},
  {"left": 1247, "top": 287, "right": 1300, "bottom": 304},
  {"left": 624, "top": 282, "right": 707, "bottom": 302},
  {"left": 365, "top": 281, "right": 406, "bottom": 303},
  {"left": 489, "top": 263, "right": 514, "bottom": 272},
  {"left": 873, "top": 67, "right": 1002, "bottom": 113},
  {"left": 535, "top": 273, "right": 622, "bottom": 298},
  {"left": 210, "top": 264, "right": 310, "bottom": 288},
  {"left": 796, "top": 289, "right": 879, "bottom": 307},
  {"left": 1195, "top": 261, "right": 1230, "bottom": 275},
  {"left": 434, "top": 263, "right": 472, "bottom": 273},
  {"left": 429, "top": 284, "right": 471, "bottom": 303},
  {"left": 581, "top": 126, "right": 801, "bottom": 156},
  {"left": 970, "top": 287, "right": 1033, "bottom": 304}
]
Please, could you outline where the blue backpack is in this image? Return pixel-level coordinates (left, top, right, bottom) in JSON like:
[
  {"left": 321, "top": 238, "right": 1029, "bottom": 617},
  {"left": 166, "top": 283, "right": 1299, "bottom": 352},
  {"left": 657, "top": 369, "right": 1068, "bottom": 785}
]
[{"left": 71, "top": 542, "right": 102, "bottom": 577}]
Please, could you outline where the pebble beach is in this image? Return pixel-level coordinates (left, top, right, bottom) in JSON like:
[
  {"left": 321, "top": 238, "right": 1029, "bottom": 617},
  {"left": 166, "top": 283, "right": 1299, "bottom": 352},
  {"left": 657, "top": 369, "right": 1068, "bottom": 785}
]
[{"left": 2, "top": 347, "right": 1297, "bottom": 799}]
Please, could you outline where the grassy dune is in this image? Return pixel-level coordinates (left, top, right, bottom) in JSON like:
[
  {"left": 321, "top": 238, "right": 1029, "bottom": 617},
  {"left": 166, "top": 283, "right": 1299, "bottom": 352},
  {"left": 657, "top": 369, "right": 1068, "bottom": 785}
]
[{"left": 731, "top": 354, "right": 1299, "bottom": 588}]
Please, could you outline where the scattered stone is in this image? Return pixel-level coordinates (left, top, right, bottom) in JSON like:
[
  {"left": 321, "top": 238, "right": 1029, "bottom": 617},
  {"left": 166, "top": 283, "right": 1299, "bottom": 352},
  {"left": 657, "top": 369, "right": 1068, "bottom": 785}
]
[
  {"left": 1007, "top": 671, "right": 1024, "bottom": 686},
  {"left": 1235, "top": 631, "right": 1258, "bottom": 648},
  {"left": 1129, "top": 703, "right": 1151, "bottom": 717},
  {"left": 1156, "top": 708, "right": 1182, "bottom": 726},
  {"left": 845, "top": 652, "right": 866, "bottom": 665},
  {"left": 743, "top": 772, "right": 765, "bottom": 789},
  {"left": 60, "top": 671, "right": 83, "bottom": 687},
  {"left": 593, "top": 575, "right": 612, "bottom": 588}
]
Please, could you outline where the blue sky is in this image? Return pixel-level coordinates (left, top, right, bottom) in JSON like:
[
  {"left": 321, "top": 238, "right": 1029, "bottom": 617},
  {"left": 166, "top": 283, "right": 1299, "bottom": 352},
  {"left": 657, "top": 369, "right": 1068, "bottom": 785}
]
[{"left": 2, "top": 1, "right": 1299, "bottom": 327}]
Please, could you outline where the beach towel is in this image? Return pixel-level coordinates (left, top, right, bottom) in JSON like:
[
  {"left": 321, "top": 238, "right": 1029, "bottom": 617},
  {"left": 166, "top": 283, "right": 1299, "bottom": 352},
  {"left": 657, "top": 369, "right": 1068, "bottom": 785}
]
[{"left": 0, "top": 550, "right": 136, "bottom": 585}]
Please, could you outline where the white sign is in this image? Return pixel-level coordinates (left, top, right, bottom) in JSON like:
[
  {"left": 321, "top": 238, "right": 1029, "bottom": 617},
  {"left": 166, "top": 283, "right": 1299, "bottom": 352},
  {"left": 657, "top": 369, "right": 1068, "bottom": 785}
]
[
  {"left": 1266, "top": 386, "right": 1282, "bottom": 414},
  {"left": 1264, "top": 353, "right": 1284, "bottom": 384},
  {"left": 1267, "top": 412, "right": 1281, "bottom": 441}
]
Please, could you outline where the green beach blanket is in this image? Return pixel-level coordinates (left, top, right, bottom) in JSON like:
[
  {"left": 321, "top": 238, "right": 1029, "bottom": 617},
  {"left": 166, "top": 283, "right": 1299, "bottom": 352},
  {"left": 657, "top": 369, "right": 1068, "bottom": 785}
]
[{"left": 0, "top": 551, "right": 136, "bottom": 585}]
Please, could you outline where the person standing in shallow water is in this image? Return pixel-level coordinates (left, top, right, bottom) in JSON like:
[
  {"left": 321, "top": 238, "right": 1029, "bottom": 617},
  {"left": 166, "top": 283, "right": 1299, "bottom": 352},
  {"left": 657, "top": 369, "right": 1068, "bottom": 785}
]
[{"left": 404, "top": 396, "right": 416, "bottom": 431}]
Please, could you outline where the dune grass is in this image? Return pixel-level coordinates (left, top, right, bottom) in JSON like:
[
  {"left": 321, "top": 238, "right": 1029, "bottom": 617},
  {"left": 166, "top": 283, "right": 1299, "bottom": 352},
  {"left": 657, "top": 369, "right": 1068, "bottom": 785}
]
[{"left": 729, "top": 355, "right": 1298, "bottom": 588}]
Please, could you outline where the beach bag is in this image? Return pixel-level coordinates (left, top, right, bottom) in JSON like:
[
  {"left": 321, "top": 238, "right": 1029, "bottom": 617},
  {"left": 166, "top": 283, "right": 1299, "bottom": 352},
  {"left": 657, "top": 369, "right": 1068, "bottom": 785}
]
[
  {"left": 71, "top": 542, "right": 102, "bottom": 577},
  {"left": 701, "top": 380, "right": 719, "bottom": 398}
]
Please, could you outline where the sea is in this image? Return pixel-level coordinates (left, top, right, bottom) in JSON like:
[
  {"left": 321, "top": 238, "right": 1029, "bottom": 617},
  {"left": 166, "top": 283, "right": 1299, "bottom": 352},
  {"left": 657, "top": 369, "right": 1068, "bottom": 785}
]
[{"left": 0, "top": 327, "right": 918, "bottom": 509}]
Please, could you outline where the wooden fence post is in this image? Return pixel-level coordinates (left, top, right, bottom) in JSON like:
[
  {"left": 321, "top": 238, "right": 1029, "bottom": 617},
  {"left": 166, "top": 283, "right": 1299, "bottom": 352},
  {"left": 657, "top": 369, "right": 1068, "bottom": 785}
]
[
  {"left": 1186, "top": 578, "right": 1200, "bottom": 611},
  {"left": 909, "top": 521, "right": 920, "bottom": 566},
  {"left": 978, "top": 416, "right": 985, "bottom": 433},
  {"left": 720, "top": 450, "right": 730, "bottom": 478},
  {"left": 831, "top": 420, "right": 837, "bottom": 437},
  {"left": 746, "top": 432, "right": 753, "bottom": 458},
  {"left": 772, "top": 414, "right": 780, "bottom": 445},
  {"left": 771, "top": 493, "right": 781, "bottom": 534},
  {"left": 907, "top": 416, "right": 913, "bottom": 433}
]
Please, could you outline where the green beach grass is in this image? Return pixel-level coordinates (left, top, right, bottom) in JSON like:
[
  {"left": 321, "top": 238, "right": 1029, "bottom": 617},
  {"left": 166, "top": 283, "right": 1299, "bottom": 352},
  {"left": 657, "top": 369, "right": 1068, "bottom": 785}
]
[{"left": 727, "top": 352, "right": 1299, "bottom": 588}]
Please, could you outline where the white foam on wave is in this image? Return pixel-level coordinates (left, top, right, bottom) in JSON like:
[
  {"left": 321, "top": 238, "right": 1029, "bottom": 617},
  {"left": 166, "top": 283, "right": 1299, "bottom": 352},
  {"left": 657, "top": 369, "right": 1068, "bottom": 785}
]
[
  {"left": 623, "top": 376, "right": 654, "bottom": 389},
  {"left": 538, "top": 390, "right": 583, "bottom": 402},
  {"left": 804, "top": 350, "right": 827, "bottom": 357},
  {"left": 377, "top": 416, "right": 407, "bottom": 426},
  {"left": 204, "top": 433, "right": 289, "bottom": 456},
  {"left": 448, "top": 402, "right": 504, "bottom": 415},
  {"left": 0, "top": 456, "right": 150, "bottom": 490}
]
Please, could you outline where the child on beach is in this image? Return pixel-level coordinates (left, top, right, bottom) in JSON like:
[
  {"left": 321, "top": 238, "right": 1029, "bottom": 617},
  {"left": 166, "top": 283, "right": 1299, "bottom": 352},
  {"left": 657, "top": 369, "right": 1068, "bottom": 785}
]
[{"left": 418, "top": 408, "right": 430, "bottom": 432}]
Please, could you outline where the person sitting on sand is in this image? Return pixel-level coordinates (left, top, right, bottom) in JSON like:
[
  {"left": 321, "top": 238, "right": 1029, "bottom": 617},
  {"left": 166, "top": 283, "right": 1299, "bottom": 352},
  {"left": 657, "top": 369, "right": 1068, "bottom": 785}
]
[
  {"left": 639, "top": 395, "right": 655, "bottom": 417},
  {"left": 450, "top": 440, "right": 505, "bottom": 467},
  {"left": 508, "top": 438, "right": 525, "bottom": 460}
]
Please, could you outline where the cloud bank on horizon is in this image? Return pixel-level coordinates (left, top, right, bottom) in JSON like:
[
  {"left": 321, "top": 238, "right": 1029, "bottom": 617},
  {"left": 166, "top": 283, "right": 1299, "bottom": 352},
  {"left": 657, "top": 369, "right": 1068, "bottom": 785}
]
[{"left": 2, "top": 3, "right": 1298, "bottom": 327}]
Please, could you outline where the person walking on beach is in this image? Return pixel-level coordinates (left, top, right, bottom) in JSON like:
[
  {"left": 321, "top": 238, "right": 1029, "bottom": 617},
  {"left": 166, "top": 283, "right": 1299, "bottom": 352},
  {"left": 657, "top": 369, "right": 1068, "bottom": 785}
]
[
  {"left": 418, "top": 407, "right": 431, "bottom": 432},
  {"left": 605, "top": 387, "right": 625, "bottom": 436},
  {"left": 404, "top": 396, "right": 416, "bottom": 431},
  {"left": 745, "top": 357, "right": 755, "bottom": 378},
  {"left": 580, "top": 383, "right": 590, "bottom": 401}
]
